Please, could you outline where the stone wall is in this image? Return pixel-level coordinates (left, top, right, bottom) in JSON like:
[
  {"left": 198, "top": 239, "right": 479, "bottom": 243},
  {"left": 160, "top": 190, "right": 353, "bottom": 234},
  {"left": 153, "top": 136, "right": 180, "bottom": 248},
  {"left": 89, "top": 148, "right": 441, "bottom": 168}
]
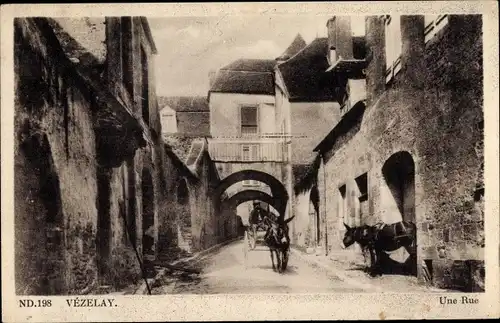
[
  {"left": 290, "top": 101, "right": 340, "bottom": 164},
  {"left": 13, "top": 17, "right": 172, "bottom": 295},
  {"left": 317, "top": 15, "right": 483, "bottom": 291},
  {"left": 14, "top": 18, "right": 100, "bottom": 295}
]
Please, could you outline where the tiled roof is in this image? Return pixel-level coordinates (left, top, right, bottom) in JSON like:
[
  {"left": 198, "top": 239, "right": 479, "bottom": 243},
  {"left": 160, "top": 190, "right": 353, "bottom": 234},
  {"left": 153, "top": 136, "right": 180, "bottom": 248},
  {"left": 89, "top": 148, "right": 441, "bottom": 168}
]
[
  {"left": 276, "top": 34, "right": 307, "bottom": 61},
  {"left": 158, "top": 96, "right": 209, "bottom": 112},
  {"left": 210, "top": 59, "right": 277, "bottom": 95},
  {"left": 220, "top": 59, "right": 277, "bottom": 72},
  {"left": 277, "top": 38, "right": 341, "bottom": 102},
  {"left": 46, "top": 18, "right": 106, "bottom": 80}
]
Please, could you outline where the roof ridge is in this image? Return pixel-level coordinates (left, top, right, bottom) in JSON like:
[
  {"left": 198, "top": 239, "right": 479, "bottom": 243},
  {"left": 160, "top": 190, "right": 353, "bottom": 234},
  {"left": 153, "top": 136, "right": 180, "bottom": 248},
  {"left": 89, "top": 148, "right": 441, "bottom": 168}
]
[
  {"left": 276, "top": 33, "right": 308, "bottom": 60},
  {"left": 278, "top": 37, "right": 327, "bottom": 68},
  {"left": 218, "top": 69, "right": 274, "bottom": 74}
]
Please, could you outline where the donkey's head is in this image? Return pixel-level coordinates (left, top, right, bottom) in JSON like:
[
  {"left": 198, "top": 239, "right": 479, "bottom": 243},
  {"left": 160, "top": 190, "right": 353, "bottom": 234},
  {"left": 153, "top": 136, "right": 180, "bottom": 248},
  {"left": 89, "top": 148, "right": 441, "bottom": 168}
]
[
  {"left": 269, "top": 216, "right": 295, "bottom": 245},
  {"left": 341, "top": 223, "right": 357, "bottom": 249}
]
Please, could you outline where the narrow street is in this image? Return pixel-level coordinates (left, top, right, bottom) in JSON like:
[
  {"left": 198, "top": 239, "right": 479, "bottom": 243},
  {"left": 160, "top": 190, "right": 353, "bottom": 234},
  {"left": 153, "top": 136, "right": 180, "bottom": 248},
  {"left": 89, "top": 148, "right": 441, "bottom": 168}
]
[{"left": 151, "top": 240, "right": 366, "bottom": 294}]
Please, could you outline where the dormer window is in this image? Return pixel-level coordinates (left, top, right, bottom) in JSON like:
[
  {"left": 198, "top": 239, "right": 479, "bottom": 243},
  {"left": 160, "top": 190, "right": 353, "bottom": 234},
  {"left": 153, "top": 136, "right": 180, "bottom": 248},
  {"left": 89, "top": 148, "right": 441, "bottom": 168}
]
[
  {"left": 384, "top": 15, "right": 402, "bottom": 83},
  {"left": 161, "top": 106, "right": 177, "bottom": 133}
]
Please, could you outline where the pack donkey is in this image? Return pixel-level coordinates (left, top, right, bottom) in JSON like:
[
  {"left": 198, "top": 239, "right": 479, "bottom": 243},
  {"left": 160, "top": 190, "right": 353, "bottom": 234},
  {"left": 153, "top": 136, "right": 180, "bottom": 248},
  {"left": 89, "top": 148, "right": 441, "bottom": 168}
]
[
  {"left": 341, "top": 221, "right": 417, "bottom": 276},
  {"left": 264, "top": 215, "right": 295, "bottom": 273}
]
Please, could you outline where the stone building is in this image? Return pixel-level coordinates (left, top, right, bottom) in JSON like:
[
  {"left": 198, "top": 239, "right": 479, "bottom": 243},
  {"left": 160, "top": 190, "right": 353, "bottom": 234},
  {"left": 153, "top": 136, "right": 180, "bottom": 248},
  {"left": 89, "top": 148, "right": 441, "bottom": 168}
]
[
  {"left": 297, "top": 15, "right": 484, "bottom": 291},
  {"left": 275, "top": 35, "right": 355, "bottom": 250},
  {"left": 158, "top": 96, "right": 210, "bottom": 137},
  {"left": 13, "top": 16, "right": 234, "bottom": 295},
  {"left": 207, "top": 58, "right": 291, "bottom": 223},
  {"left": 154, "top": 96, "right": 240, "bottom": 254}
]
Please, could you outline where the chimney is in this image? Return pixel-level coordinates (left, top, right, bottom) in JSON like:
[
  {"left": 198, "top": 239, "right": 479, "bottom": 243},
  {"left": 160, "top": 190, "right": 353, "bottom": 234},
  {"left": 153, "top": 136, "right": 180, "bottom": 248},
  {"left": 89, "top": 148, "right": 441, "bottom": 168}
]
[
  {"left": 326, "top": 16, "right": 354, "bottom": 65},
  {"left": 208, "top": 70, "right": 216, "bottom": 88},
  {"left": 401, "top": 15, "right": 425, "bottom": 90},
  {"left": 365, "top": 16, "right": 385, "bottom": 106}
]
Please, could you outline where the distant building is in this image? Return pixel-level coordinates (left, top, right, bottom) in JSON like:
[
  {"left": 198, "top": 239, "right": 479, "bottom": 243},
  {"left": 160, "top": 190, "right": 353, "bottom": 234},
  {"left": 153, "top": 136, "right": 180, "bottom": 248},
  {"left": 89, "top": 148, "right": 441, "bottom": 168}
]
[
  {"left": 208, "top": 57, "right": 286, "bottom": 223},
  {"left": 157, "top": 96, "right": 210, "bottom": 162},
  {"left": 158, "top": 96, "right": 210, "bottom": 137}
]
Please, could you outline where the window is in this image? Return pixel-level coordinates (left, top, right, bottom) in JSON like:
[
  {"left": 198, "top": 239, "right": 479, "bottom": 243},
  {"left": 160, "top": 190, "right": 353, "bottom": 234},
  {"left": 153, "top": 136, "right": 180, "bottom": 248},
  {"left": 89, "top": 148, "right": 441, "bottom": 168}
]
[
  {"left": 241, "top": 106, "right": 258, "bottom": 136},
  {"left": 384, "top": 15, "right": 402, "bottom": 83},
  {"left": 355, "top": 173, "right": 368, "bottom": 226},
  {"left": 424, "top": 15, "right": 449, "bottom": 43}
]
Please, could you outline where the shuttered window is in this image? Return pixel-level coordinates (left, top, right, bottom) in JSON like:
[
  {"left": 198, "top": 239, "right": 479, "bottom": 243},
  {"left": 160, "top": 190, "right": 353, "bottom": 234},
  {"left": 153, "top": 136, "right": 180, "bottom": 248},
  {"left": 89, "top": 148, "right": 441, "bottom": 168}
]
[{"left": 241, "top": 106, "right": 258, "bottom": 135}]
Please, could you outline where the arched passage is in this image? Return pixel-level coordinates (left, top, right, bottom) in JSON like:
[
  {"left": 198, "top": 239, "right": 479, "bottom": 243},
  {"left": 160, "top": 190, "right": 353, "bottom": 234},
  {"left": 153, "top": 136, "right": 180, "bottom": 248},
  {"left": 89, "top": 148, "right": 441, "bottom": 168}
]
[
  {"left": 382, "top": 151, "right": 417, "bottom": 276},
  {"left": 141, "top": 168, "right": 155, "bottom": 258},
  {"left": 214, "top": 170, "right": 289, "bottom": 216},
  {"left": 225, "top": 189, "right": 277, "bottom": 211},
  {"left": 382, "top": 151, "right": 416, "bottom": 224}
]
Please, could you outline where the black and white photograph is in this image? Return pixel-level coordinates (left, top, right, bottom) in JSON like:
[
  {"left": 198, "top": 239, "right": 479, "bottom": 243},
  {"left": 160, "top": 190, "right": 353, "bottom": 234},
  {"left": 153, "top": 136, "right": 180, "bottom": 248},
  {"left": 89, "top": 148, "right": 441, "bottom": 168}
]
[{"left": 1, "top": 2, "right": 499, "bottom": 321}]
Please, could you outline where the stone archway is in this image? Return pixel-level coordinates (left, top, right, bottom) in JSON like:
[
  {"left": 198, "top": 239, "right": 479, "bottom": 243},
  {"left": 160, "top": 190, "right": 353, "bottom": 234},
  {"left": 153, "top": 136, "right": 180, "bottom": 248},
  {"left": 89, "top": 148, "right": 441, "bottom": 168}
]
[
  {"left": 141, "top": 168, "right": 155, "bottom": 259},
  {"left": 382, "top": 151, "right": 417, "bottom": 275},
  {"left": 382, "top": 151, "right": 416, "bottom": 224},
  {"left": 225, "top": 189, "right": 278, "bottom": 211},
  {"left": 213, "top": 170, "right": 289, "bottom": 217}
]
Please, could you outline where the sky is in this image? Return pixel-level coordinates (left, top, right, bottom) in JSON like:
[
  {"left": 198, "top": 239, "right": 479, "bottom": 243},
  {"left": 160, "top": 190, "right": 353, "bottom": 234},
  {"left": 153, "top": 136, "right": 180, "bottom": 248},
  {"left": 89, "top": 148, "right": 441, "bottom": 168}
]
[{"left": 148, "top": 15, "right": 365, "bottom": 97}]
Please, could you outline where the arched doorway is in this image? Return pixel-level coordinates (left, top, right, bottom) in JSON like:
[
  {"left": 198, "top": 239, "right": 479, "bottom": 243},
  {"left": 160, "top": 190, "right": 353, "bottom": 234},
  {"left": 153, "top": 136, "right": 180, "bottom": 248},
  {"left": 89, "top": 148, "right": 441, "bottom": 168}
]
[
  {"left": 382, "top": 151, "right": 416, "bottom": 224},
  {"left": 382, "top": 151, "right": 417, "bottom": 275},
  {"left": 141, "top": 169, "right": 155, "bottom": 259}
]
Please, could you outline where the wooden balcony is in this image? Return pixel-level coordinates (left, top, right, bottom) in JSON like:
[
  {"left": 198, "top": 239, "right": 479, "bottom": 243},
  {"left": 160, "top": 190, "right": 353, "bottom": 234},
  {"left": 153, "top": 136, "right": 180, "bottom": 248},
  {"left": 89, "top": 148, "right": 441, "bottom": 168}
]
[{"left": 208, "top": 138, "right": 285, "bottom": 163}]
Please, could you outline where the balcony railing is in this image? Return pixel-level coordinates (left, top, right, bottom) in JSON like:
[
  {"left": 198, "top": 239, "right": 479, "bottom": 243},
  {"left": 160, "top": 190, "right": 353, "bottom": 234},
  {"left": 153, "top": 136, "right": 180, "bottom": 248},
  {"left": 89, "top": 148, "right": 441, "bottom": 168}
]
[{"left": 208, "top": 138, "right": 285, "bottom": 162}]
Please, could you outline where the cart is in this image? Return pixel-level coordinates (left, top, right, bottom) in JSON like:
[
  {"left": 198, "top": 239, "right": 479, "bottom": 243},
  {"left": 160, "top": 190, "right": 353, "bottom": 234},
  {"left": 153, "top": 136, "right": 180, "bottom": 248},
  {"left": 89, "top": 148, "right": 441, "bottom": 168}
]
[{"left": 243, "top": 223, "right": 268, "bottom": 266}]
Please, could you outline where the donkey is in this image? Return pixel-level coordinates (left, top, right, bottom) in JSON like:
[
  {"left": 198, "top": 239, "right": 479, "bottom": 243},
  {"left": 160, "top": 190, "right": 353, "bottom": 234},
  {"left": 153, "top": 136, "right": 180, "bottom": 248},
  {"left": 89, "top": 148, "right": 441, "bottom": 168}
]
[
  {"left": 264, "top": 216, "right": 295, "bottom": 273},
  {"left": 341, "top": 221, "right": 417, "bottom": 276}
]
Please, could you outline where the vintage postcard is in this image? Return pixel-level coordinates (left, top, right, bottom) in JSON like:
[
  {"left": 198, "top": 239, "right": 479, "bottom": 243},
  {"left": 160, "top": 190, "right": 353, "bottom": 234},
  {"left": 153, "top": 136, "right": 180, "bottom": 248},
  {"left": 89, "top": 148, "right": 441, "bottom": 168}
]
[{"left": 1, "top": 1, "right": 499, "bottom": 321}]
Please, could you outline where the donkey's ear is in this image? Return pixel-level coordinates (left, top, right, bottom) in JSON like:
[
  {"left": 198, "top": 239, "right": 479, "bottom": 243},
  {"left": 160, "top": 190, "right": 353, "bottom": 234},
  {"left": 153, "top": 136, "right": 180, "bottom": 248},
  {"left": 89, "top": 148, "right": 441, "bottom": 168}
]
[
  {"left": 284, "top": 215, "right": 295, "bottom": 224},
  {"left": 344, "top": 223, "right": 350, "bottom": 230}
]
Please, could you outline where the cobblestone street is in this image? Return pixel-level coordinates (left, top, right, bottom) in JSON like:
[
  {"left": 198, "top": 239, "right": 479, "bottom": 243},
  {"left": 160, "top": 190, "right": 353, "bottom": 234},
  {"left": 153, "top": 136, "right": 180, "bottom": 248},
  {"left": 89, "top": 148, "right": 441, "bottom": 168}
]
[{"left": 149, "top": 240, "right": 439, "bottom": 294}]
